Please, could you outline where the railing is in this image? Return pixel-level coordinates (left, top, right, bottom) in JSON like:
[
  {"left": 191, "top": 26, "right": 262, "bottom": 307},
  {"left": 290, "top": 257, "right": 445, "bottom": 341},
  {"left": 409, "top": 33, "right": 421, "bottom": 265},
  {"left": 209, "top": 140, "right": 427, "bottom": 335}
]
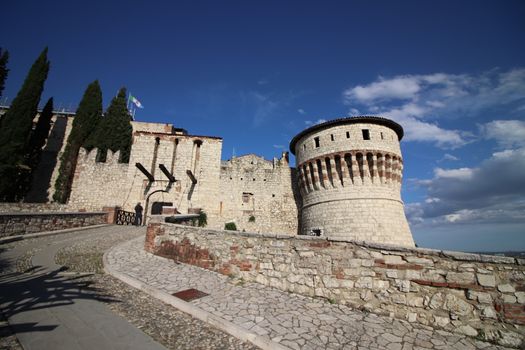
[{"left": 116, "top": 209, "right": 136, "bottom": 225}]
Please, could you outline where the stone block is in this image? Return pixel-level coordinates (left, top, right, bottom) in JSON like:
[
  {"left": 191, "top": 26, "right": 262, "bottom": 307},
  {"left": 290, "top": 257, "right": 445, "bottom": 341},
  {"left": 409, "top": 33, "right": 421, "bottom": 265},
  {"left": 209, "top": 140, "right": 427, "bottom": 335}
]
[
  {"left": 384, "top": 255, "right": 404, "bottom": 265},
  {"left": 456, "top": 325, "right": 477, "bottom": 337},
  {"left": 433, "top": 315, "right": 450, "bottom": 327},
  {"left": 385, "top": 270, "right": 398, "bottom": 279},
  {"left": 515, "top": 291, "right": 525, "bottom": 304},
  {"left": 396, "top": 279, "right": 410, "bottom": 293},
  {"left": 498, "top": 284, "right": 515, "bottom": 293},
  {"left": 445, "top": 294, "right": 474, "bottom": 316},
  {"left": 477, "top": 274, "right": 496, "bottom": 287},
  {"left": 481, "top": 306, "right": 497, "bottom": 319},
  {"left": 355, "top": 277, "right": 373, "bottom": 289},
  {"left": 446, "top": 272, "right": 476, "bottom": 284},
  {"left": 404, "top": 256, "right": 434, "bottom": 265},
  {"left": 502, "top": 294, "right": 517, "bottom": 304},
  {"left": 407, "top": 312, "right": 417, "bottom": 323}
]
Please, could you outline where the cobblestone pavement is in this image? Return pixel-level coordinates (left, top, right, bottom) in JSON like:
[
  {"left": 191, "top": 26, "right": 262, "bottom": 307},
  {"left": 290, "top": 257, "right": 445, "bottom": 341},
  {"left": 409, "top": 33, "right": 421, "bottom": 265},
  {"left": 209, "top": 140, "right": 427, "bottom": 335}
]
[
  {"left": 0, "top": 226, "right": 257, "bottom": 350},
  {"left": 107, "top": 236, "right": 515, "bottom": 350}
]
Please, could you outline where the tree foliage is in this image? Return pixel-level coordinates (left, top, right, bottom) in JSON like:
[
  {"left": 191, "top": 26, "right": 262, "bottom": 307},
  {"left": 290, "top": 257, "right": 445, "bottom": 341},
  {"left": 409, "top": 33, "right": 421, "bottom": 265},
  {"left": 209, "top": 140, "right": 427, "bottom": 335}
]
[
  {"left": 18, "top": 97, "right": 54, "bottom": 196},
  {"left": 27, "top": 97, "right": 54, "bottom": 165},
  {"left": 0, "top": 48, "right": 49, "bottom": 201},
  {"left": 85, "top": 87, "right": 132, "bottom": 163},
  {"left": 0, "top": 48, "right": 9, "bottom": 98},
  {"left": 224, "top": 222, "right": 237, "bottom": 231},
  {"left": 53, "top": 81, "right": 102, "bottom": 203}
]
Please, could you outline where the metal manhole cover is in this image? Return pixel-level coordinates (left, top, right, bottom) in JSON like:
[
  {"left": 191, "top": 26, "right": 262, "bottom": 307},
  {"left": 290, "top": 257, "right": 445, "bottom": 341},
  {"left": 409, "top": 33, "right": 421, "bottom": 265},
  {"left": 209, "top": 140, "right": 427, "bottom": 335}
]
[{"left": 172, "top": 288, "right": 209, "bottom": 302}]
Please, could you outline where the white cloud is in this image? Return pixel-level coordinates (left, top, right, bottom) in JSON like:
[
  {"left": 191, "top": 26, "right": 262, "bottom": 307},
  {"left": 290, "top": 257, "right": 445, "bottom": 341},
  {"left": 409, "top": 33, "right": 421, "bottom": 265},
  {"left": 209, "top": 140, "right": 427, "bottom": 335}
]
[
  {"left": 343, "top": 68, "right": 525, "bottom": 148},
  {"left": 304, "top": 118, "right": 327, "bottom": 126},
  {"left": 272, "top": 144, "right": 284, "bottom": 149},
  {"left": 425, "top": 197, "right": 441, "bottom": 203},
  {"left": 434, "top": 167, "right": 474, "bottom": 180},
  {"left": 481, "top": 120, "right": 525, "bottom": 148},
  {"left": 297, "top": 108, "right": 305, "bottom": 115},
  {"left": 406, "top": 147, "right": 525, "bottom": 227},
  {"left": 439, "top": 154, "right": 459, "bottom": 162},
  {"left": 346, "top": 76, "right": 421, "bottom": 102}
]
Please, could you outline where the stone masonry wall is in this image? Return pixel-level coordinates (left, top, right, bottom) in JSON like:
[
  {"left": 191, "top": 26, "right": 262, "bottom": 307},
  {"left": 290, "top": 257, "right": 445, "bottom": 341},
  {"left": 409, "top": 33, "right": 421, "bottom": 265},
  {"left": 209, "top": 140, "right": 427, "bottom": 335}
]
[
  {"left": 68, "top": 130, "right": 223, "bottom": 224},
  {"left": 0, "top": 211, "right": 108, "bottom": 237},
  {"left": 218, "top": 153, "right": 300, "bottom": 235},
  {"left": 292, "top": 120, "right": 414, "bottom": 247},
  {"left": 0, "top": 202, "right": 72, "bottom": 213},
  {"left": 68, "top": 148, "right": 130, "bottom": 211},
  {"left": 145, "top": 223, "right": 525, "bottom": 348}
]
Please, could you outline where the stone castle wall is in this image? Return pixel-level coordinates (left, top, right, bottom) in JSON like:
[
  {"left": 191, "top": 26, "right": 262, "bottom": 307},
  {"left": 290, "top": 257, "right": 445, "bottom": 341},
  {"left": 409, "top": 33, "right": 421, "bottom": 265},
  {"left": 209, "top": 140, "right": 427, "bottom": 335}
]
[
  {"left": 218, "top": 153, "right": 300, "bottom": 235},
  {"left": 68, "top": 148, "right": 130, "bottom": 211},
  {"left": 126, "top": 130, "right": 223, "bottom": 225},
  {"left": 66, "top": 122, "right": 301, "bottom": 233},
  {"left": 24, "top": 117, "right": 181, "bottom": 203},
  {"left": 292, "top": 120, "right": 414, "bottom": 247},
  {"left": 145, "top": 223, "right": 525, "bottom": 348},
  {"left": 68, "top": 130, "right": 225, "bottom": 226},
  {"left": 25, "top": 114, "right": 73, "bottom": 202}
]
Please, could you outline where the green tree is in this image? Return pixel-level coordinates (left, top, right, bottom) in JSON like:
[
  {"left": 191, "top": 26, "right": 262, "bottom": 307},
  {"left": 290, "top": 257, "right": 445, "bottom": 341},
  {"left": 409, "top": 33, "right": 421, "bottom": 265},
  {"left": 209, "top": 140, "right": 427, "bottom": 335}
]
[
  {"left": 0, "top": 48, "right": 50, "bottom": 201},
  {"left": 53, "top": 81, "right": 102, "bottom": 203},
  {"left": 85, "top": 87, "right": 132, "bottom": 163},
  {"left": 0, "top": 48, "right": 9, "bottom": 98},
  {"left": 27, "top": 97, "right": 54, "bottom": 164},
  {"left": 18, "top": 97, "right": 54, "bottom": 196}
]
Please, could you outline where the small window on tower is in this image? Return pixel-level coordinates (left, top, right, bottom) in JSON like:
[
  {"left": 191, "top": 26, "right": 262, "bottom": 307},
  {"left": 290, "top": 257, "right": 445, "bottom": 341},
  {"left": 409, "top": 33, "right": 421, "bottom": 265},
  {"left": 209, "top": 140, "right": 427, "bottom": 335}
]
[
  {"left": 314, "top": 137, "right": 320, "bottom": 148},
  {"left": 242, "top": 192, "right": 253, "bottom": 204},
  {"left": 346, "top": 131, "right": 350, "bottom": 138},
  {"left": 330, "top": 134, "right": 334, "bottom": 141},
  {"left": 381, "top": 132, "right": 384, "bottom": 140},
  {"left": 362, "top": 129, "right": 370, "bottom": 140}
]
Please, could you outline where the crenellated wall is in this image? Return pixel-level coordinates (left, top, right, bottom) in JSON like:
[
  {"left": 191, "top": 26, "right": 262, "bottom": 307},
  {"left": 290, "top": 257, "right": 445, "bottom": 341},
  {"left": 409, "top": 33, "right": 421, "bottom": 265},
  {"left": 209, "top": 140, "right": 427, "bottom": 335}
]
[
  {"left": 218, "top": 153, "right": 300, "bottom": 234},
  {"left": 145, "top": 223, "right": 525, "bottom": 348},
  {"left": 290, "top": 117, "right": 414, "bottom": 247}
]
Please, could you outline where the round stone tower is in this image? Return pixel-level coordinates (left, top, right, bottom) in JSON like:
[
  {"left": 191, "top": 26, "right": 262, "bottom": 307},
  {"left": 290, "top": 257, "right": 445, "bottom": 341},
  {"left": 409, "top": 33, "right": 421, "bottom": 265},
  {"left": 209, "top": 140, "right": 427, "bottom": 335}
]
[{"left": 289, "top": 116, "right": 415, "bottom": 247}]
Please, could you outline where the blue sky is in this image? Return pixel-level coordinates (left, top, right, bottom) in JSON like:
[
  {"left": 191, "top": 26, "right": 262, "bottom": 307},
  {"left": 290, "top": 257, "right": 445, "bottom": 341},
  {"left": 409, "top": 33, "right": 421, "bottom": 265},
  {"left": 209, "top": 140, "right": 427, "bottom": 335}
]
[{"left": 1, "top": 0, "right": 524, "bottom": 251}]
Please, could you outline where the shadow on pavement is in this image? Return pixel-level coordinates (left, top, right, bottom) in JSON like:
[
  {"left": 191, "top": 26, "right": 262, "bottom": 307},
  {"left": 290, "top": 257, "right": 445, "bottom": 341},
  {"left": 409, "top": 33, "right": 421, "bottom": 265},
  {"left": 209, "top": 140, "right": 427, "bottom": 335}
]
[{"left": 0, "top": 265, "right": 121, "bottom": 335}]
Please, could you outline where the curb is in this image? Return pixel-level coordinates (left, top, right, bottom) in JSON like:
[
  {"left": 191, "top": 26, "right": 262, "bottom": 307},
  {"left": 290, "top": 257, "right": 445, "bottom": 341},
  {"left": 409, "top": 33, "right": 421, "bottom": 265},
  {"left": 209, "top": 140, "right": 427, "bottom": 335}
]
[
  {"left": 103, "top": 240, "right": 289, "bottom": 350},
  {"left": 0, "top": 224, "right": 111, "bottom": 245}
]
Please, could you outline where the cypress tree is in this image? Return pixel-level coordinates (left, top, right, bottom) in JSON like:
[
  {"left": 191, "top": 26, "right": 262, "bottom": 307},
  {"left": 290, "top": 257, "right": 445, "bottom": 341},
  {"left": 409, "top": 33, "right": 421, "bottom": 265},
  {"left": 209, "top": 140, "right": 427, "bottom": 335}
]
[
  {"left": 0, "top": 48, "right": 9, "bottom": 98},
  {"left": 19, "top": 97, "right": 54, "bottom": 196},
  {"left": 85, "top": 87, "right": 132, "bottom": 163},
  {"left": 0, "top": 48, "right": 50, "bottom": 201},
  {"left": 27, "top": 97, "right": 54, "bottom": 163},
  {"left": 53, "top": 81, "right": 102, "bottom": 203}
]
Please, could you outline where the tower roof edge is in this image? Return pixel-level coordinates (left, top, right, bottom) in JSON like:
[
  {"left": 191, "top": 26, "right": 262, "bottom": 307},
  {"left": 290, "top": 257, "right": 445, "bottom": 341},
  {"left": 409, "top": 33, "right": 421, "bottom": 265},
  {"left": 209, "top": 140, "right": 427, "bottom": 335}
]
[{"left": 289, "top": 116, "right": 404, "bottom": 155}]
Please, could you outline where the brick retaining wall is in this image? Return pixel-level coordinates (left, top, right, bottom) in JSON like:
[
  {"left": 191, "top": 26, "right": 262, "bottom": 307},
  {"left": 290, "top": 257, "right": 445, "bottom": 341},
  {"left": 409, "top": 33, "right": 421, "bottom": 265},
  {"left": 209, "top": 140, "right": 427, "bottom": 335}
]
[{"left": 145, "top": 223, "right": 525, "bottom": 347}]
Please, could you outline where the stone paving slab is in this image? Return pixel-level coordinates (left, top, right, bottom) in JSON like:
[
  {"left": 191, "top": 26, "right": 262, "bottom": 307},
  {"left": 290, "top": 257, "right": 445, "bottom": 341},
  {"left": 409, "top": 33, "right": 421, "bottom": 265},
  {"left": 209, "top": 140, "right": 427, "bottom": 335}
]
[{"left": 106, "top": 236, "right": 514, "bottom": 350}]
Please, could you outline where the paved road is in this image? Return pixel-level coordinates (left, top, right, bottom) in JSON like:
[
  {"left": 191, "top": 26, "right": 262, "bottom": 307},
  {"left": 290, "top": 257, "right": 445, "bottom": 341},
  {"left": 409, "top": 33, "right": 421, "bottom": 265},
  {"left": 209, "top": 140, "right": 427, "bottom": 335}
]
[{"left": 0, "top": 226, "right": 166, "bottom": 350}]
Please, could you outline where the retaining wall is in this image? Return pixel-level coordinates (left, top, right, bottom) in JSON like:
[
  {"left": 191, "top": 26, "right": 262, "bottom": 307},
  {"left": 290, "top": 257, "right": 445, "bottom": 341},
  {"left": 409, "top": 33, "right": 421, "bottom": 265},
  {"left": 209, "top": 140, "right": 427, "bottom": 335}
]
[
  {"left": 145, "top": 223, "right": 525, "bottom": 348},
  {"left": 0, "top": 211, "right": 108, "bottom": 237}
]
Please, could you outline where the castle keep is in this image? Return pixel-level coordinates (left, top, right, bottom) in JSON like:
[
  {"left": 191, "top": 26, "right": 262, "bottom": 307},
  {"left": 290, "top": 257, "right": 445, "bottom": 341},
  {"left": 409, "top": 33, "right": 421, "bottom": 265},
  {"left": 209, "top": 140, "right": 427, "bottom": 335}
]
[{"left": 290, "top": 117, "right": 415, "bottom": 247}]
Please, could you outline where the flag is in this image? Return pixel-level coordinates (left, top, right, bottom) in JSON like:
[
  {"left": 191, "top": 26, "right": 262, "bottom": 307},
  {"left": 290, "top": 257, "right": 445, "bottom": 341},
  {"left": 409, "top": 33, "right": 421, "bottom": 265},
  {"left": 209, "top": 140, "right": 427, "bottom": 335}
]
[{"left": 129, "top": 94, "right": 144, "bottom": 109}]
